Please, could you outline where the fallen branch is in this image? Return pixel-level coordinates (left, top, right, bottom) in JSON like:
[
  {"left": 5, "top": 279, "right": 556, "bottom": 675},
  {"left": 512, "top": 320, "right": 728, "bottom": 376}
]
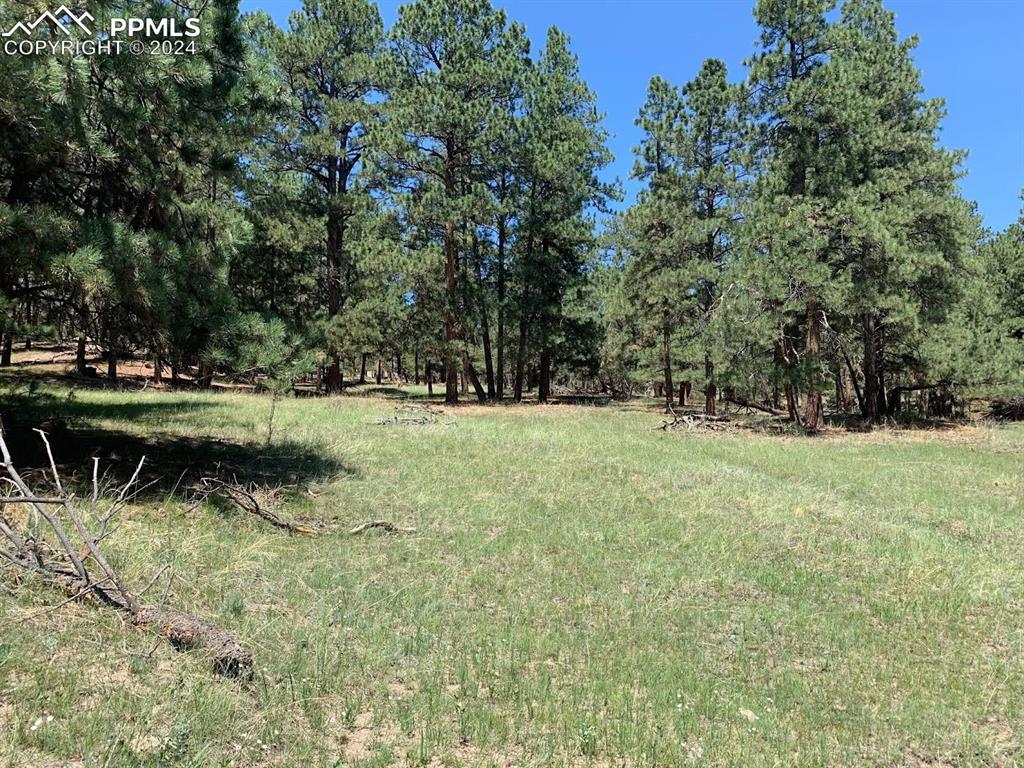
[
  {"left": 655, "top": 406, "right": 732, "bottom": 432},
  {"left": 986, "top": 396, "right": 1024, "bottom": 422},
  {"left": 191, "top": 477, "right": 317, "bottom": 535},
  {"left": 725, "top": 396, "right": 787, "bottom": 416},
  {"left": 380, "top": 417, "right": 432, "bottom": 430},
  {"left": 377, "top": 404, "right": 456, "bottom": 427},
  {"left": 349, "top": 520, "right": 417, "bottom": 535},
  {"left": 0, "top": 428, "right": 253, "bottom": 679}
]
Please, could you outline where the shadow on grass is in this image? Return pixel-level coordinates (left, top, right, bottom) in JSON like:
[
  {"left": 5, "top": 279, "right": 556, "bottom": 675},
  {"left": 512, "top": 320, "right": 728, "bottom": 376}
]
[
  {"left": 1, "top": 393, "right": 354, "bottom": 498},
  {"left": 352, "top": 386, "right": 414, "bottom": 399},
  {"left": 825, "top": 412, "right": 968, "bottom": 433}
]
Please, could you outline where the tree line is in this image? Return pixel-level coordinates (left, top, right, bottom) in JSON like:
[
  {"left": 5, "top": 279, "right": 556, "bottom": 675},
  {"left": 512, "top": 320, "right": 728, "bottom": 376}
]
[{"left": 1, "top": 0, "right": 1020, "bottom": 426}]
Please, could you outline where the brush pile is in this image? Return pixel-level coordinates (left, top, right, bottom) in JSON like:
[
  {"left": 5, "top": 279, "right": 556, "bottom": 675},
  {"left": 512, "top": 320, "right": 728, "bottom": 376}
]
[{"left": 0, "top": 428, "right": 253, "bottom": 679}]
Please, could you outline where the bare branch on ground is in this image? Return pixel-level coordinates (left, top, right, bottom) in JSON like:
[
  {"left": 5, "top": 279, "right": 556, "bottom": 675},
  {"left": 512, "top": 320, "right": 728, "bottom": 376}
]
[{"left": 0, "top": 428, "right": 253, "bottom": 679}]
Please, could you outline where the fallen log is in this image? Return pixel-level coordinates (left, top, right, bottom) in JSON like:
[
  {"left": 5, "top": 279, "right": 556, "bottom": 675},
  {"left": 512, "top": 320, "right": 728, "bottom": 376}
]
[
  {"left": 134, "top": 607, "right": 253, "bottom": 678},
  {"left": 0, "top": 428, "right": 253, "bottom": 679},
  {"left": 655, "top": 410, "right": 732, "bottom": 431},
  {"left": 986, "top": 396, "right": 1024, "bottom": 422}
]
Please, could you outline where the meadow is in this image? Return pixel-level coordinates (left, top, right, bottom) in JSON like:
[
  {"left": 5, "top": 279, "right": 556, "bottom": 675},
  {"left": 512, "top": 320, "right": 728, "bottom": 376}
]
[{"left": 1, "top": 372, "right": 1022, "bottom": 767}]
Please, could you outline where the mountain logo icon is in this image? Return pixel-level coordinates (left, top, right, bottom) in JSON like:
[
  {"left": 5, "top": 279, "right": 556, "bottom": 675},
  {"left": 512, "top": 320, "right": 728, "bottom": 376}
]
[{"left": 2, "top": 7, "right": 94, "bottom": 37}]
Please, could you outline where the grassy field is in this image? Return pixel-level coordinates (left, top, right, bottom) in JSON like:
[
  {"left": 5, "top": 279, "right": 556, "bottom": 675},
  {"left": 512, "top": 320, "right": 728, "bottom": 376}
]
[{"left": 1, "top": 372, "right": 1022, "bottom": 767}]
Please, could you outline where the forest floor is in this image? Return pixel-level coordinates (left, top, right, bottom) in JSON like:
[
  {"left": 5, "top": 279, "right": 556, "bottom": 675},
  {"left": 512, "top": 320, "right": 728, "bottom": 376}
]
[{"left": 0, "top": 364, "right": 1022, "bottom": 767}]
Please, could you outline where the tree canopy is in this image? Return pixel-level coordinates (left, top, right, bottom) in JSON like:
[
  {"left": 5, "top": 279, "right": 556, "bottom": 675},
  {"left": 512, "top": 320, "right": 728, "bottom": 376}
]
[{"left": 0, "top": 0, "right": 1017, "bottom": 424}]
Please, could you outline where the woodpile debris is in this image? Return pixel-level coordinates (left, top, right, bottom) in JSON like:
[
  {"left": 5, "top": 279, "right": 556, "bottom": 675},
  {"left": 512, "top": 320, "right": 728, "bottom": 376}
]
[
  {"left": 376, "top": 403, "right": 454, "bottom": 426},
  {"left": 655, "top": 408, "right": 734, "bottom": 432},
  {"left": 0, "top": 428, "right": 253, "bottom": 679},
  {"left": 986, "top": 397, "right": 1024, "bottom": 421}
]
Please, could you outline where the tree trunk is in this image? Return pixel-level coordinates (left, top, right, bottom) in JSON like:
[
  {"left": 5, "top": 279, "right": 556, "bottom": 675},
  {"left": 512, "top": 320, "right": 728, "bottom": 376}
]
[
  {"left": 839, "top": 343, "right": 865, "bottom": 415},
  {"left": 514, "top": 315, "right": 528, "bottom": 403},
  {"left": 538, "top": 347, "right": 551, "bottom": 404},
  {"left": 23, "top": 300, "right": 32, "bottom": 350},
  {"left": 679, "top": 381, "right": 690, "bottom": 407},
  {"left": 889, "top": 379, "right": 903, "bottom": 415},
  {"left": 0, "top": 331, "right": 11, "bottom": 367},
  {"left": 473, "top": 236, "right": 496, "bottom": 399},
  {"left": 862, "top": 313, "right": 880, "bottom": 423},
  {"left": 324, "top": 354, "right": 342, "bottom": 393},
  {"left": 359, "top": 353, "right": 368, "bottom": 384},
  {"left": 426, "top": 361, "right": 433, "bottom": 397},
  {"left": 323, "top": 153, "right": 348, "bottom": 396},
  {"left": 107, "top": 351, "right": 117, "bottom": 382},
  {"left": 481, "top": 327, "right": 495, "bottom": 398},
  {"left": 464, "top": 351, "right": 486, "bottom": 403},
  {"left": 414, "top": 351, "right": 420, "bottom": 385},
  {"left": 375, "top": 358, "right": 382, "bottom": 386},
  {"left": 803, "top": 303, "right": 823, "bottom": 431},
  {"left": 153, "top": 354, "right": 163, "bottom": 384},
  {"left": 876, "top": 325, "right": 888, "bottom": 417},
  {"left": 442, "top": 209, "right": 459, "bottom": 404},
  {"left": 197, "top": 362, "right": 213, "bottom": 389},
  {"left": 76, "top": 336, "right": 87, "bottom": 375},
  {"left": 776, "top": 332, "right": 798, "bottom": 422},
  {"left": 496, "top": 215, "right": 507, "bottom": 400},
  {"left": 661, "top": 310, "right": 673, "bottom": 414},
  {"left": 704, "top": 354, "right": 716, "bottom": 416}
]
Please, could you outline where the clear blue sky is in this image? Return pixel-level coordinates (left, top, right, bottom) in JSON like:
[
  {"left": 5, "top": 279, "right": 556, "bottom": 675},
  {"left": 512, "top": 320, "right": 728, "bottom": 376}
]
[{"left": 241, "top": 0, "right": 1024, "bottom": 232}]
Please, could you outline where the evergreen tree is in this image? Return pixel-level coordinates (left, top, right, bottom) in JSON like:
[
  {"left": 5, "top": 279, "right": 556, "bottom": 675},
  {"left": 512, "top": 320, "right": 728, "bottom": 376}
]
[
  {"left": 746, "top": 0, "right": 837, "bottom": 429},
  {"left": 512, "top": 27, "right": 613, "bottom": 402},
  {"left": 830, "top": 0, "right": 975, "bottom": 420},
  {"left": 380, "top": 0, "right": 528, "bottom": 403},
  {"left": 622, "top": 76, "right": 686, "bottom": 412},
  {"left": 253, "top": 0, "right": 385, "bottom": 393}
]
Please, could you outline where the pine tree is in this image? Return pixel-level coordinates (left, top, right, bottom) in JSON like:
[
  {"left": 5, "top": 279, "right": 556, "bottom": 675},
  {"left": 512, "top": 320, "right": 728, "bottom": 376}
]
[
  {"left": 829, "top": 0, "right": 975, "bottom": 420},
  {"left": 513, "top": 27, "right": 613, "bottom": 402},
  {"left": 380, "top": 0, "right": 528, "bottom": 403},
  {"left": 253, "top": 0, "right": 385, "bottom": 393},
  {"left": 746, "top": 0, "right": 837, "bottom": 430},
  {"left": 673, "top": 59, "right": 748, "bottom": 414},
  {"left": 622, "top": 76, "right": 686, "bottom": 412}
]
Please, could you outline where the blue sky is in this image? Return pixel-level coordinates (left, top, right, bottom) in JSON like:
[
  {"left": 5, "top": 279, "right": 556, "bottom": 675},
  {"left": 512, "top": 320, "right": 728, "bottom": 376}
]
[{"left": 241, "top": 0, "right": 1024, "bottom": 232}]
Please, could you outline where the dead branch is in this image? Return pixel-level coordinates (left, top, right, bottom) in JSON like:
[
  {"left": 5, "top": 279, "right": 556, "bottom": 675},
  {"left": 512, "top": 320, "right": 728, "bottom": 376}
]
[
  {"left": 348, "top": 520, "right": 417, "bottom": 535},
  {"left": 190, "top": 477, "right": 318, "bottom": 535},
  {"left": 0, "top": 428, "right": 253, "bottom": 679},
  {"left": 986, "top": 396, "right": 1024, "bottom": 422},
  {"left": 376, "top": 414, "right": 435, "bottom": 426},
  {"left": 655, "top": 404, "right": 732, "bottom": 432},
  {"left": 377, "top": 403, "right": 455, "bottom": 427},
  {"left": 725, "top": 396, "right": 787, "bottom": 416}
]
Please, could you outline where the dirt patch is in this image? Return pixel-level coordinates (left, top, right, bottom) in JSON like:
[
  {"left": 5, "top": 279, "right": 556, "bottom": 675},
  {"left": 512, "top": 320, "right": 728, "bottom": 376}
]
[
  {"left": 975, "top": 717, "right": 1017, "bottom": 764},
  {"left": 388, "top": 678, "right": 415, "bottom": 701},
  {"left": 900, "top": 748, "right": 957, "bottom": 767},
  {"left": 340, "top": 710, "right": 405, "bottom": 762}
]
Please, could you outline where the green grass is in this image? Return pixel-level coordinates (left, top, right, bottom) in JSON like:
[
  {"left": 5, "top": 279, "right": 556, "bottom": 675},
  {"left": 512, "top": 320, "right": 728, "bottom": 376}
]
[{"left": 1, "top": 374, "right": 1022, "bottom": 767}]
